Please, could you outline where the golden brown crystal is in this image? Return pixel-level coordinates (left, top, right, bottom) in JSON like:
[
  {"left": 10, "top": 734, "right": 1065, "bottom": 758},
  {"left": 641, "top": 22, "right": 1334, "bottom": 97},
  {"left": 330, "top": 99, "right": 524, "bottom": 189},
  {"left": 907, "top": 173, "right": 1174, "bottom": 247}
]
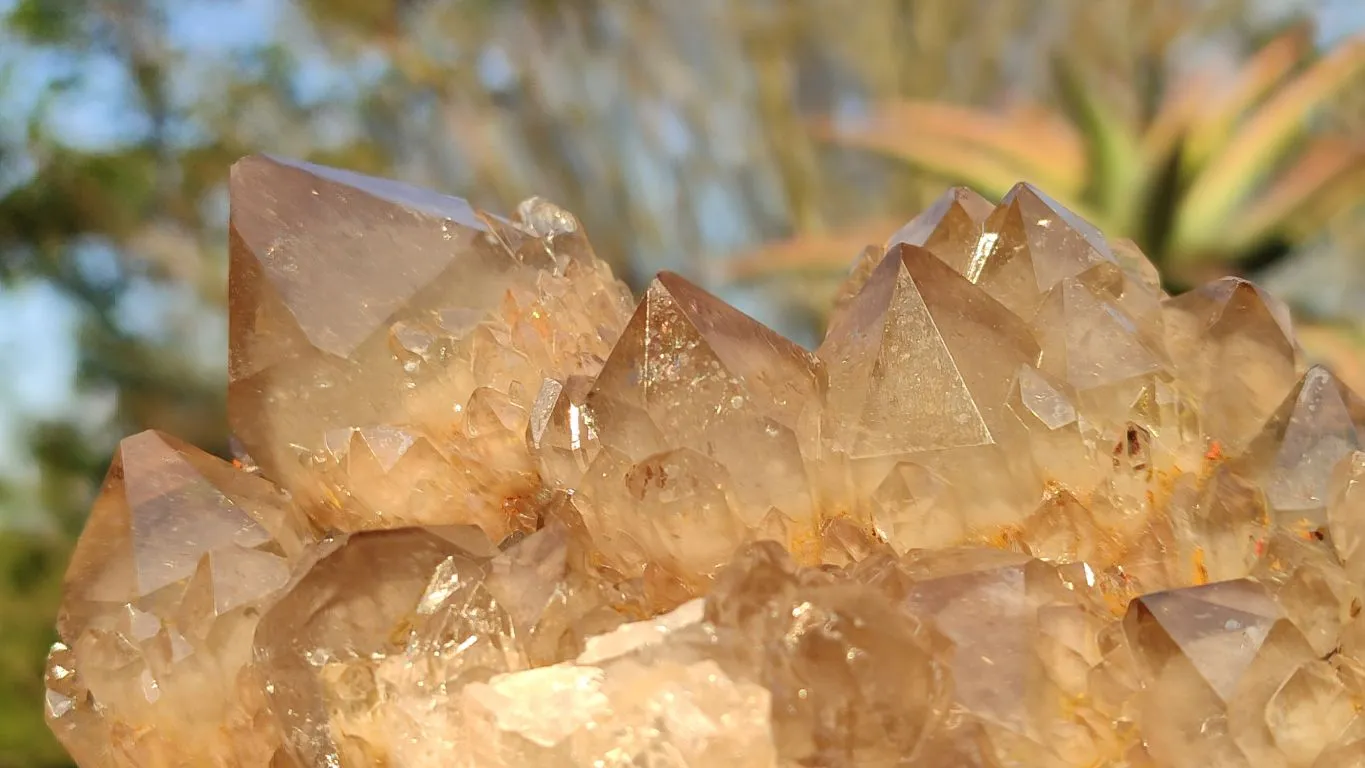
[
  {"left": 48, "top": 158, "right": 1365, "bottom": 766},
  {"left": 47, "top": 430, "right": 315, "bottom": 766},
  {"left": 227, "top": 156, "right": 632, "bottom": 539}
]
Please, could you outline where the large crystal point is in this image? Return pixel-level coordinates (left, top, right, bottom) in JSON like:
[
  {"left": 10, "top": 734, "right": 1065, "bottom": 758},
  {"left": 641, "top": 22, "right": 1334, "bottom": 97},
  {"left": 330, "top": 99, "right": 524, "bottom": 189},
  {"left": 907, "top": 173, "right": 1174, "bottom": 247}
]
[
  {"left": 50, "top": 165, "right": 1365, "bottom": 767},
  {"left": 228, "top": 155, "right": 631, "bottom": 537},
  {"left": 47, "top": 430, "right": 316, "bottom": 767},
  {"left": 819, "top": 243, "right": 1042, "bottom": 537},
  {"left": 820, "top": 243, "right": 1038, "bottom": 456},
  {"left": 1123, "top": 579, "right": 1327, "bottom": 767},
  {"left": 1163, "top": 277, "right": 1305, "bottom": 451}
]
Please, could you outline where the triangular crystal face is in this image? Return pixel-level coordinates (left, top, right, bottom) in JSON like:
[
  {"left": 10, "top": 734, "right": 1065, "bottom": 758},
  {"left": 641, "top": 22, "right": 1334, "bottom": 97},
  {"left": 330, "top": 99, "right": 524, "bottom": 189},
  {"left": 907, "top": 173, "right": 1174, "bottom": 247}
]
[
  {"left": 543, "top": 273, "right": 823, "bottom": 577},
  {"left": 819, "top": 244, "right": 1039, "bottom": 458},
  {"left": 1238, "top": 366, "right": 1365, "bottom": 524},
  {"left": 1124, "top": 579, "right": 1282, "bottom": 702},
  {"left": 886, "top": 186, "right": 994, "bottom": 275},
  {"left": 60, "top": 430, "right": 311, "bottom": 636},
  {"left": 584, "top": 271, "right": 821, "bottom": 451},
  {"left": 1032, "top": 271, "right": 1165, "bottom": 391},
  {"left": 1163, "top": 277, "right": 1304, "bottom": 451},
  {"left": 229, "top": 155, "right": 496, "bottom": 366},
  {"left": 226, "top": 156, "right": 633, "bottom": 530},
  {"left": 900, "top": 551, "right": 1100, "bottom": 737},
  {"left": 968, "top": 183, "right": 1117, "bottom": 317}
]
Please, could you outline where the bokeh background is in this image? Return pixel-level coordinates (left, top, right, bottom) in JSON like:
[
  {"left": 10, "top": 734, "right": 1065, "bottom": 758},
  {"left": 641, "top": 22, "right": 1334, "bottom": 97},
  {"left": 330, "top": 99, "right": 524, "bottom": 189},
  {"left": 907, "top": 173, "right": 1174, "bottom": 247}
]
[{"left": 3, "top": 0, "right": 1365, "bottom": 764}]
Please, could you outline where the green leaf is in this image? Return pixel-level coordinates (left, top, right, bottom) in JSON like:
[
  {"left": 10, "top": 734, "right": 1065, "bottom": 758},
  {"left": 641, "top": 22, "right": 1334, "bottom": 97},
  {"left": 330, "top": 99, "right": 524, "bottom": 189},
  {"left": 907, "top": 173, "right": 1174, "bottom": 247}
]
[
  {"left": 1142, "top": 75, "right": 1211, "bottom": 163},
  {"left": 1051, "top": 56, "right": 1144, "bottom": 232},
  {"left": 5, "top": 0, "right": 87, "bottom": 44},
  {"left": 1182, "top": 24, "right": 1312, "bottom": 170},
  {"left": 1175, "top": 34, "right": 1365, "bottom": 254}
]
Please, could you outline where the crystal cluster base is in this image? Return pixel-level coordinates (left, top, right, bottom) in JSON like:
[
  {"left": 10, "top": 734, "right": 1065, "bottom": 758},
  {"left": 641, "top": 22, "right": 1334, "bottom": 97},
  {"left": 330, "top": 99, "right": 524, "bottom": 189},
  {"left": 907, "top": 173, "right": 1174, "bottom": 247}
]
[{"left": 46, "top": 157, "right": 1365, "bottom": 767}]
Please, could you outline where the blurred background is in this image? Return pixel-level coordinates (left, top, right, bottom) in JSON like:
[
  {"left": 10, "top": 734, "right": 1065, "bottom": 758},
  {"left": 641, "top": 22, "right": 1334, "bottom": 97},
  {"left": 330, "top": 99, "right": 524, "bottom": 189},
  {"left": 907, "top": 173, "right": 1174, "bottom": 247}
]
[{"left": 2, "top": 0, "right": 1365, "bottom": 764}]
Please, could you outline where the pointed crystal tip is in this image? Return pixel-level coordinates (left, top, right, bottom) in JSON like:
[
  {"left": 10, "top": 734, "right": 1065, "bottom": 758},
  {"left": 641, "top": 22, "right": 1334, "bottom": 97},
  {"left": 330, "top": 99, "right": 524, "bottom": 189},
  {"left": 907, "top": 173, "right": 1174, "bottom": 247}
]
[{"left": 50, "top": 166, "right": 1365, "bottom": 767}]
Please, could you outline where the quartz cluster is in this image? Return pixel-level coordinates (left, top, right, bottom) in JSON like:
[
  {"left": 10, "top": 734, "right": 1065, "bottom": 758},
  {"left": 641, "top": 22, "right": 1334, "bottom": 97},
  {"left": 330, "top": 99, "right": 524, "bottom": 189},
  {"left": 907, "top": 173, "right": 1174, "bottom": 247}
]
[{"left": 45, "top": 156, "right": 1365, "bottom": 767}]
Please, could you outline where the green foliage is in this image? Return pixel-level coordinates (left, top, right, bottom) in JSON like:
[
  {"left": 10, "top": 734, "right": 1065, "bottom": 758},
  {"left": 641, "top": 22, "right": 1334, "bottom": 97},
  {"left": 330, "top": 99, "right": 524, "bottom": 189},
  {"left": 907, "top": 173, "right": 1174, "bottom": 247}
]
[{"left": 0, "top": 532, "right": 70, "bottom": 768}]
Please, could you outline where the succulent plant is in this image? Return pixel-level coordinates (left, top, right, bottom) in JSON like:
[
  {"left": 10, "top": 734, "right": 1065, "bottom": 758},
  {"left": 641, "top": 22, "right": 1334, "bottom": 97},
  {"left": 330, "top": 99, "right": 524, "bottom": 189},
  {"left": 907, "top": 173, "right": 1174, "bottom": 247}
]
[{"left": 732, "top": 26, "right": 1365, "bottom": 294}]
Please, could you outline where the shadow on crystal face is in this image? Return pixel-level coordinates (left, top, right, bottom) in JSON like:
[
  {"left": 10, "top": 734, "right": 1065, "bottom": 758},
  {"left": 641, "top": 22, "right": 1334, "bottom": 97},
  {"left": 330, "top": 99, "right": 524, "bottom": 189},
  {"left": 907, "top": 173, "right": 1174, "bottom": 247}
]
[
  {"left": 45, "top": 158, "right": 1365, "bottom": 767},
  {"left": 47, "top": 429, "right": 318, "bottom": 766},
  {"left": 228, "top": 155, "right": 634, "bottom": 540}
]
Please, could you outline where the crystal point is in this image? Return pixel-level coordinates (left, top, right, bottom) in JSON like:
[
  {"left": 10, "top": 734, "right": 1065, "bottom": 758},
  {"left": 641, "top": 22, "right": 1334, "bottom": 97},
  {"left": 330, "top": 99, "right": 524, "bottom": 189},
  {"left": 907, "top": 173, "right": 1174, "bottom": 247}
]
[
  {"left": 1239, "top": 365, "right": 1365, "bottom": 525},
  {"left": 50, "top": 165, "right": 1365, "bottom": 766},
  {"left": 228, "top": 155, "right": 632, "bottom": 537},
  {"left": 1163, "top": 277, "right": 1305, "bottom": 451},
  {"left": 819, "top": 243, "right": 1038, "bottom": 457},
  {"left": 970, "top": 183, "right": 1117, "bottom": 316},
  {"left": 50, "top": 429, "right": 315, "bottom": 766}
]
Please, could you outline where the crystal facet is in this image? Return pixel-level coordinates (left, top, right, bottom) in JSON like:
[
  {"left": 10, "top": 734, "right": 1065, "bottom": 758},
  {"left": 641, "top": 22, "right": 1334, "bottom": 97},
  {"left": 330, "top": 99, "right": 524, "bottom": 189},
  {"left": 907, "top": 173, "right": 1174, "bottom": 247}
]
[{"left": 47, "top": 160, "right": 1365, "bottom": 766}]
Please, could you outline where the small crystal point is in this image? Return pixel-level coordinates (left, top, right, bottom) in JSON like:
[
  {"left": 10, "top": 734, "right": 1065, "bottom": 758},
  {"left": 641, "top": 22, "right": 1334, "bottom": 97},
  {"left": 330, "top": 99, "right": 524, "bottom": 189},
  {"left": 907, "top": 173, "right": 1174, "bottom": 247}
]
[
  {"left": 1047, "top": 267, "right": 1168, "bottom": 379},
  {"left": 591, "top": 271, "right": 822, "bottom": 438},
  {"left": 969, "top": 182, "right": 1117, "bottom": 317},
  {"left": 1238, "top": 365, "right": 1365, "bottom": 525},
  {"left": 547, "top": 271, "right": 822, "bottom": 581},
  {"left": 886, "top": 185, "right": 994, "bottom": 275},
  {"left": 1124, "top": 579, "right": 1287, "bottom": 702}
]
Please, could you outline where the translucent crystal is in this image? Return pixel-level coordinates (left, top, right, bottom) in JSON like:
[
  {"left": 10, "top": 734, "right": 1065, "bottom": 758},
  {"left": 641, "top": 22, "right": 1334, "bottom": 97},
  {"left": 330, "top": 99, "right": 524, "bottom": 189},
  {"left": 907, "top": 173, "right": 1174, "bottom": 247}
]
[
  {"left": 1163, "top": 277, "right": 1304, "bottom": 452},
  {"left": 886, "top": 185, "right": 994, "bottom": 275},
  {"left": 1123, "top": 579, "right": 1322, "bottom": 766},
  {"left": 228, "top": 156, "right": 632, "bottom": 537},
  {"left": 706, "top": 543, "right": 949, "bottom": 765},
  {"left": 47, "top": 430, "right": 315, "bottom": 767},
  {"left": 969, "top": 182, "right": 1118, "bottom": 317},
  {"left": 539, "top": 272, "right": 823, "bottom": 581},
  {"left": 1238, "top": 365, "right": 1365, "bottom": 528},
  {"left": 49, "top": 165, "right": 1365, "bottom": 767},
  {"left": 819, "top": 242, "right": 1042, "bottom": 536}
]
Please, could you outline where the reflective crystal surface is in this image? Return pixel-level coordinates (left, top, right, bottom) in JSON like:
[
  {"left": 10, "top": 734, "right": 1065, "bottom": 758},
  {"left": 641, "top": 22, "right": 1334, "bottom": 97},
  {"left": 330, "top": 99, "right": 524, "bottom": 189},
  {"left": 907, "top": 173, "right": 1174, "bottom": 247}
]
[{"left": 48, "top": 160, "right": 1365, "bottom": 766}]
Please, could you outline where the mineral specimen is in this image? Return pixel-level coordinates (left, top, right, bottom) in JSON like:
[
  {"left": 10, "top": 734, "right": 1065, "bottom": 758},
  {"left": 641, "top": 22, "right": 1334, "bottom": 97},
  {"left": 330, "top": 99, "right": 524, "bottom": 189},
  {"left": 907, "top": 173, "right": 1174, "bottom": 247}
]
[{"left": 47, "top": 157, "right": 1365, "bottom": 767}]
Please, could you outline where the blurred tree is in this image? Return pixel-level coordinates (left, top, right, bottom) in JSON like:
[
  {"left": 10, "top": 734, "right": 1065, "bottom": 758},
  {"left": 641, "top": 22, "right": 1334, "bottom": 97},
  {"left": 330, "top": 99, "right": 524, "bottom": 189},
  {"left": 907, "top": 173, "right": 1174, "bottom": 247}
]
[{"left": 0, "top": 1, "right": 1350, "bottom": 765}]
